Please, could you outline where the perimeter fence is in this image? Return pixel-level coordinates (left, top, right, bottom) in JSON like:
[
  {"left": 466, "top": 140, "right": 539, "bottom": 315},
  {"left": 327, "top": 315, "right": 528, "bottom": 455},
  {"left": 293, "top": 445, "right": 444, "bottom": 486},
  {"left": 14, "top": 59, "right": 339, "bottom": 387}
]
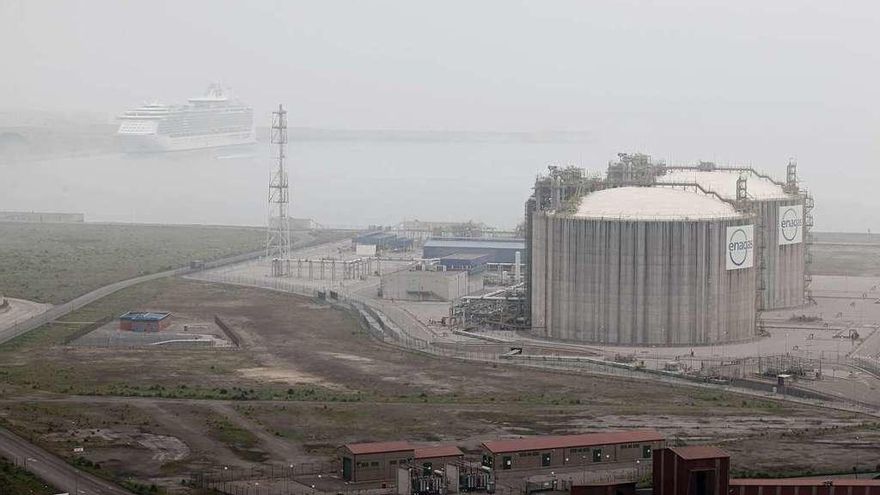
[{"left": 191, "top": 268, "right": 880, "bottom": 416}]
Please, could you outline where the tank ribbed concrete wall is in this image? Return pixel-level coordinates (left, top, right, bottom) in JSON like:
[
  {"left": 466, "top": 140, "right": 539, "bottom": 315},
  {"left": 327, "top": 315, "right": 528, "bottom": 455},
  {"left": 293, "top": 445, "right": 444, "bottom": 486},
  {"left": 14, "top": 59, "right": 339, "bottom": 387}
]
[
  {"left": 752, "top": 197, "right": 806, "bottom": 310},
  {"left": 655, "top": 167, "right": 806, "bottom": 311},
  {"left": 530, "top": 213, "right": 757, "bottom": 345}
]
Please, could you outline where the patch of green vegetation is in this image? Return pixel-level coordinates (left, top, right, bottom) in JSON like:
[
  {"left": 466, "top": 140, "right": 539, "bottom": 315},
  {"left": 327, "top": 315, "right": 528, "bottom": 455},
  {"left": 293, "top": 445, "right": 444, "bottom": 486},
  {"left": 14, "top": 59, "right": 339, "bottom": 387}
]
[
  {"left": 0, "top": 402, "right": 152, "bottom": 442},
  {"left": 689, "top": 389, "right": 788, "bottom": 413},
  {"left": 0, "top": 457, "right": 58, "bottom": 495},
  {"left": 71, "top": 456, "right": 104, "bottom": 476},
  {"left": 120, "top": 480, "right": 165, "bottom": 494},
  {"left": 0, "top": 222, "right": 267, "bottom": 304},
  {"left": 204, "top": 417, "right": 267, "bottom": 463},
  {"left": 94, "top": 383, "right": 368, "bottom": 402},
  {"left": 71, "top": 457, "right": 167, "bottom": 494}
]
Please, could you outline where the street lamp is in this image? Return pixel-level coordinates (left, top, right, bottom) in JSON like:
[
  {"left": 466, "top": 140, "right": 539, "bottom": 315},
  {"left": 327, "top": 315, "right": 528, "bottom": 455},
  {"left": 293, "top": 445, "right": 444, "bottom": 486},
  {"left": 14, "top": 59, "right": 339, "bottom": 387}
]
[{"left": 855, "top": 435, "right": 860, "bottom": 478}]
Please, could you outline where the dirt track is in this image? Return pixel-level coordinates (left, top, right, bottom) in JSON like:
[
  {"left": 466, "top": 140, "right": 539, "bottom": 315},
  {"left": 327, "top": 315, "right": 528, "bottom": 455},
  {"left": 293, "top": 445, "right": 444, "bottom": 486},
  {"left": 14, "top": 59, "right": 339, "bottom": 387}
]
[{"left": 3, "top": 278, "right": 880, "bottom": 490}]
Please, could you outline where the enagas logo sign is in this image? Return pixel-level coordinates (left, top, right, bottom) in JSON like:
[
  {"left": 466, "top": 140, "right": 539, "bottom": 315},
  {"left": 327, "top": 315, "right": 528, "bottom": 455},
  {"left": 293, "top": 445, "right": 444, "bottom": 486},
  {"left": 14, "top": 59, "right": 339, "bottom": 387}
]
[
  {"left": 778, "top": 205, "right": 804, "bottom": 245},
  {"left": 726, "top": 225, "right": 754, "bottom": 270}
]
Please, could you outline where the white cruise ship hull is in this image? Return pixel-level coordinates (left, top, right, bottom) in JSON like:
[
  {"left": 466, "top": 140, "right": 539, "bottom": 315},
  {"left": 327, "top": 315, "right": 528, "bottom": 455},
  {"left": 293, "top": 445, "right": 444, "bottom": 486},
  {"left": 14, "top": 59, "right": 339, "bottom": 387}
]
[
  {"left": 119, "top": 130, "right": 256, "bottom": 153},
  {"left": 118, "top": 85, "right": 257, "bottom": 153}
]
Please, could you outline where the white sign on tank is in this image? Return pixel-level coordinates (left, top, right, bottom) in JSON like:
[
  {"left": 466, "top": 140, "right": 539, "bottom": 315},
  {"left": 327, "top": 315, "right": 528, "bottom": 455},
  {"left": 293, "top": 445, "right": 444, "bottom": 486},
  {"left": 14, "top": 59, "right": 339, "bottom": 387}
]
[
  {"left": 778, "top": 205, "right": 804, "bottom": 245},
  {"left": 726, "top": 225, "right": 754, "bottom": 270}
]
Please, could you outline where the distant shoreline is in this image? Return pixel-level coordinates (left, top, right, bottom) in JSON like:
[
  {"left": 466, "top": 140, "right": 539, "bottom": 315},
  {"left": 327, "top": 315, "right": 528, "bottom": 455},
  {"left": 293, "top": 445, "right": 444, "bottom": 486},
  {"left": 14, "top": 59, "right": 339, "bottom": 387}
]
[
  {"left": 0, "top": 126, "right": 591, "bottom": 164},
  {"left": 276, "top": 127, "right": 593, "bottom": 144}
]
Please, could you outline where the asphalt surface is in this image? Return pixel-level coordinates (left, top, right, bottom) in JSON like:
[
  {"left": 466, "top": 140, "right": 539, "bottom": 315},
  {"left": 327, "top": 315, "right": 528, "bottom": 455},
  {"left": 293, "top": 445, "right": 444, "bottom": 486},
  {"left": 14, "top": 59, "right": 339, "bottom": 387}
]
[
  {"left": 0, "top": 297, "right": 53, "bottom": 333},
  {"left": 0, "top": 425, "right": 133, "bottom": 495}
]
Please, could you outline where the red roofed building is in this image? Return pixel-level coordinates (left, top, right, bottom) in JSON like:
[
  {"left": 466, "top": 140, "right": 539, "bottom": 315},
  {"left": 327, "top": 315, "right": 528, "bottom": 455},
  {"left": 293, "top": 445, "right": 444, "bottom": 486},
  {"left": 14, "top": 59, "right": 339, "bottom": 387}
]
[
  {"left": 340, "top": 441, "right": 414, "bottom": 483},
  {"left": 654, "top": 446, "right": 731, "bottom": 495},
  {"left": 339, "top": 442, "right": 464, "bottom": 483},
  {"left": 480, "top": 429, "right": 665, "bottom": 472},
  {"left": 414, "top": 445, "right": 465, "bottom": 476},
  {"left": 653, "top": 445, "right": 880, "bottom": 495}
]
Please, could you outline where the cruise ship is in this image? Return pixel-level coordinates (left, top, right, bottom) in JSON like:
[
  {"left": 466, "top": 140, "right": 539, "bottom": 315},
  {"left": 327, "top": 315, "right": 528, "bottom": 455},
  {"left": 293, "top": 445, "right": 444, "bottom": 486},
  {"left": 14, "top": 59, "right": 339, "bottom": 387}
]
[{"left": 117, "top": 84, "right": 256, "bottom": 152}]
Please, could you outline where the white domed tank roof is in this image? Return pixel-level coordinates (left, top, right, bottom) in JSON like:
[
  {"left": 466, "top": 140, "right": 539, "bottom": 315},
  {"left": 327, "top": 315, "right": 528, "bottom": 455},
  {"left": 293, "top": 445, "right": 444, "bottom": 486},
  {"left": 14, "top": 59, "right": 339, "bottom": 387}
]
[
  {"left": 656, "top": 169, "right": 788, "bottom": 200},
  {"left": 574, "top": 186, "right": 741, "bottom": 220}
]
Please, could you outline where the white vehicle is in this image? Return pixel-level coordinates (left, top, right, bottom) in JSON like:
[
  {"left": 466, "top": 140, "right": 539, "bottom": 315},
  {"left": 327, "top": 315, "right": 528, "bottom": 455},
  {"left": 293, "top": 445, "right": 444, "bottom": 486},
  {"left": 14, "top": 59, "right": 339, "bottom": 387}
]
[{"left": 117, "top": 84, "right": 256, "bottom": 152}]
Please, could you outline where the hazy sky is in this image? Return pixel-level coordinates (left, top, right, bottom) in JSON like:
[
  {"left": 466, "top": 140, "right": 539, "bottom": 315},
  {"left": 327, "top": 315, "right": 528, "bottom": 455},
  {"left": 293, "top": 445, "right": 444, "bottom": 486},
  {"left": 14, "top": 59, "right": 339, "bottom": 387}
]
[{"left": 2, "top": 1, "right": 880, "bottom": 230}]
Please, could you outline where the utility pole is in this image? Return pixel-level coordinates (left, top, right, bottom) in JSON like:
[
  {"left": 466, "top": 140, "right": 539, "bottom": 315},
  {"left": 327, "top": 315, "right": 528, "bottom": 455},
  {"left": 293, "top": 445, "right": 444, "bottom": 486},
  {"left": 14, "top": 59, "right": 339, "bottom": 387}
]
[{"left": 266, "top": 104, "right": 291, "bottom": 276}]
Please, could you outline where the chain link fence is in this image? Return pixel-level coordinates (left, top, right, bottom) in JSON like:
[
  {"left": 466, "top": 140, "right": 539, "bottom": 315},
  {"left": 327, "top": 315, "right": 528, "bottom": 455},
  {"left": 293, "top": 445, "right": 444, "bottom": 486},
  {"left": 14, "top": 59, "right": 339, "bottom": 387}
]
[{"left": 194, "top": 267, "right": 880, "bottom": 416}]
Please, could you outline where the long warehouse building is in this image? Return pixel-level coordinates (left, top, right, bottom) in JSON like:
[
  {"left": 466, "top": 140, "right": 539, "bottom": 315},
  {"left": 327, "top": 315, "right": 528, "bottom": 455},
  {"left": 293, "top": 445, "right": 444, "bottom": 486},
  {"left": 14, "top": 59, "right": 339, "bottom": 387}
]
[{"left": 481, "top": 429, "right": 665, "bottom": 471}]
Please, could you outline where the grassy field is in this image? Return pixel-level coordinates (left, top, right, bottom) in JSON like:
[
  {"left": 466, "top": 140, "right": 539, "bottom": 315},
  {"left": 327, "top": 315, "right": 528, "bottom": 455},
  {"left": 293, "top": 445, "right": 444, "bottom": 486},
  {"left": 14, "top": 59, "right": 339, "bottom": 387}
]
[
  {"left": 0, "top": 279, "right": 263, "bottom": 397},
  {"left": 0, "top": 222, "right": 274, "bottom": 304},
  {"left": 0, "top": 457, "right": 58, "bottom": 495},
  {"left": 812, "top": 243, "right": 880, "bottom": 276},
  {"left": 0, "top": 276, "right": 878, "bottom": 493},
  {"left": 812, "top": 231, "right": 880, "bottom": 276}
]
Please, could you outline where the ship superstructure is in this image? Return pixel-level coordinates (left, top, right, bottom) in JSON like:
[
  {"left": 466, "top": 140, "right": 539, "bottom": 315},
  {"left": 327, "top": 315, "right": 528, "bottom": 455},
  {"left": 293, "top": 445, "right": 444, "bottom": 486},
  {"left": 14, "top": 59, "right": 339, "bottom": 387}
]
[{"left": 117, "top": 84, "right": 255, "bottom": 152}]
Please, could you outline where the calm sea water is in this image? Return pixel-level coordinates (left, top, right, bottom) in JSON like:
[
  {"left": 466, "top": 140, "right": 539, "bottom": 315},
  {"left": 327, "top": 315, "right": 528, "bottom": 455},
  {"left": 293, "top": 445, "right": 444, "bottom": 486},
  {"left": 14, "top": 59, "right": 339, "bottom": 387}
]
[
  {"left": 0, "top": 137, "right": 867, "bottom": 231},
  {"left": 0, "top": 139, "right": 595, "bottom": 228}
]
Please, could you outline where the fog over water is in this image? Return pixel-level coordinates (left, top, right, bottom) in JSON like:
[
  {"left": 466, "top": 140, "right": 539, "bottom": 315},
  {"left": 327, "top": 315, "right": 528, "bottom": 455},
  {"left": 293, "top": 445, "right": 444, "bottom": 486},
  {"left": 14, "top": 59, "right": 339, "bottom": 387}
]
[
  {"left": 2, "top": 1, "right": 880, "bottom": 230},
  {"left": 2, "top": 140, "right": 593, "bottom": 228}
]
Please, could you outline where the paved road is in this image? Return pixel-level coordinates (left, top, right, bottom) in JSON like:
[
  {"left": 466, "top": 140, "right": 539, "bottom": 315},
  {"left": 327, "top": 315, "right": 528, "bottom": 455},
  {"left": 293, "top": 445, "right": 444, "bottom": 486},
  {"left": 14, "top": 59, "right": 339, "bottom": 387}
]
[
  {"left": 0, "top": 298, "right": 53, "bottom": 333},
  {"left": 0, "top": 425, "right": 133, "bottom": 494}
]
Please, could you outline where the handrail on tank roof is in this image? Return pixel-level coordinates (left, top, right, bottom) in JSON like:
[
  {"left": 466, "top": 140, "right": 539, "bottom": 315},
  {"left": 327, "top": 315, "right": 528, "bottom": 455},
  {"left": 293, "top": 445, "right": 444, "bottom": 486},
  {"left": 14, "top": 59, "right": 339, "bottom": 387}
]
[
  {"left": 650, "top": 181, "right": 743, "bottom": 209},
  {"left": 662, "top": 164, "right": 786, "bottom": 188}
]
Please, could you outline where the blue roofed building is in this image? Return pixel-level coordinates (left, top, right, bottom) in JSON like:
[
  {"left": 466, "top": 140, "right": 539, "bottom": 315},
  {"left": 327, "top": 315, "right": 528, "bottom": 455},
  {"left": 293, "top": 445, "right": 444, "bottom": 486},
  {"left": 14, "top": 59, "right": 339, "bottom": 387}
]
[
  {"left": 119, "top": 311, "right": 172, "bottom": 332},
  {"left": 423, "top": 238, "right": 525, "bottom": 263}
]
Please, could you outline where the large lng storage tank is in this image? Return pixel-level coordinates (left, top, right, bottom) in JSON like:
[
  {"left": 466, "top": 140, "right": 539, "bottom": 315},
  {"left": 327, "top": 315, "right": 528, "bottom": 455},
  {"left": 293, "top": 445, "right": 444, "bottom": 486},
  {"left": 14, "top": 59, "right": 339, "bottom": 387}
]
[
  {"left": 655, "top": 165, "right": 806, "bottom": 310},
  {"left": 530, "top": 186, "right": 757, "bottom": 345}
]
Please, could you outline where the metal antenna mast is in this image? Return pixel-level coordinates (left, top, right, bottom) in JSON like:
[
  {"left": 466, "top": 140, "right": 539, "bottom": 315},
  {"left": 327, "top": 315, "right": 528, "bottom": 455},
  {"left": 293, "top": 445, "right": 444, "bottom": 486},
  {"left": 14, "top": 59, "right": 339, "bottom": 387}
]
[{"left": 266, "top": 104, "right": 291, "bottom": 275}]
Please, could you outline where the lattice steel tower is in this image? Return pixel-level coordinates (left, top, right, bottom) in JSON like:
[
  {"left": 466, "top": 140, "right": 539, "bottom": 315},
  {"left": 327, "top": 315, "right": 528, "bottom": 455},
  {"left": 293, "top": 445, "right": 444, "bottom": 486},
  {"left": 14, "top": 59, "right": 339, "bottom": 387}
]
[{"left": 266, "top": 104, "right": 291, "bottom": 273}]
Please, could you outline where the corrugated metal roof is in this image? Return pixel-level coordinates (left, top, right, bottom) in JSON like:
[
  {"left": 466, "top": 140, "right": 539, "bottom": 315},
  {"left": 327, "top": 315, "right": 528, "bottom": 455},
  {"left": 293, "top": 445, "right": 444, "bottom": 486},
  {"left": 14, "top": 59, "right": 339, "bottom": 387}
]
[
  {"left": 481, "top": 429, "right": 663, "bottom": 454},
  {"left": 668, "top": 446, "right": 729, "bottom": 460},
  {"left": 414, "top": 445, "right": 464, "bottom": 459},
  {"left": 731, "top": 479, "right": 880, "bottom": 487},
  {"left": 424, "top": 238, "right": 525, "bottom": 250},
  {"left": 344, "top": 441, "right": 413, "bottom": 455}
]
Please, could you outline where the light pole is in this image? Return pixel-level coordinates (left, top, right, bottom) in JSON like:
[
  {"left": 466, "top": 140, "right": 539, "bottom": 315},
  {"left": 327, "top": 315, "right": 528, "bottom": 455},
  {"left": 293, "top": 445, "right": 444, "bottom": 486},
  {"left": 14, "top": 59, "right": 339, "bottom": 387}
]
[
  {"left": 288, "top": 464, "right": 293, "bottom": 493},
  {"left": 855, "top": 435, "right": 860, "bottom": 478}
]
